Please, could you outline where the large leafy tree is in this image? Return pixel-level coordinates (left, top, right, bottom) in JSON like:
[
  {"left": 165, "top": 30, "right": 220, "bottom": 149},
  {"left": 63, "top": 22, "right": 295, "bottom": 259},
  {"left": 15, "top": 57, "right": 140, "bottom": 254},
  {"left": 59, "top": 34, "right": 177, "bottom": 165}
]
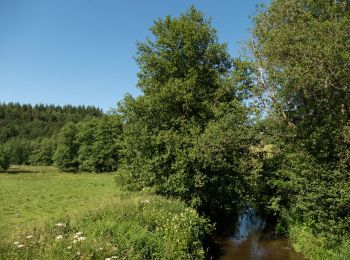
[
  {"left": 117, "top": 7, "right": 254, "bottom": 219},
  {"left": 252, "top": 0, "right": 350, "bottom": 158},
  {"left": 251, "top": 0, "right": 350, "bottom": 242}
]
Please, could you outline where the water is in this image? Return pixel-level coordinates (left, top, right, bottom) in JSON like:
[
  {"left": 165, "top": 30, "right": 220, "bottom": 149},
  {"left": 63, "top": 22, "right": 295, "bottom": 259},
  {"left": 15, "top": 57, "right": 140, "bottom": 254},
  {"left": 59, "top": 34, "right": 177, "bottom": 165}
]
[{"left": 212, "top": 208, "right": 306, "bottom": 260}]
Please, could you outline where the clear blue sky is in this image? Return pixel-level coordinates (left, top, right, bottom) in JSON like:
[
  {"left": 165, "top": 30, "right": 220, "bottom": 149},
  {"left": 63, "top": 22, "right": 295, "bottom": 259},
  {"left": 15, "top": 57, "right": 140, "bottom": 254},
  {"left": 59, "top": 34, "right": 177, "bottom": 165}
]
[{"left": 0, "top": 0, "right": 269, "bottom": 112}]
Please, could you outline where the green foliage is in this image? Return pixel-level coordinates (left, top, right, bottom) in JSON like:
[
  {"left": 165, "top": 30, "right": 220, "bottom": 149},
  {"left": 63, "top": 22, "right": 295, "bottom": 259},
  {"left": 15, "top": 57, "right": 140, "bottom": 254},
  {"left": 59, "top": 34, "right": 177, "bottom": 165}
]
[
  {"left": 54, "top": 116, "right": 123, "bottom": 173},
  {"left": 251, "top": 0, "right": 350, "bottom": 251},
  {"left": 117, "top": 7, "right": 254, "bottom": 219},
  {"left": 290, "top": 225, "right": 350, "bottom": 260},
  {"left": 256, "top": 143, "right": 350, "bottom": 242},
  {"left": 0, "top": 103, "right": 103, "bottom": 144},
  {"left": 0, "top": 103, "right": 103, "bottom": 166},
  {"left": 252, "top": 0, "right": 350, "bottom": 160},
  {"left": 0, "top": 145, "right": 10, "bottom": 170},
  {"left": 3, "top": 138, "right": 31, "bottom": 165},
  {"left": 77, "top": 116, "right": 122, "bottom": 173},
  {"left": 29, "top": 137, "right": 56, "bottom": 165},
  {"left": 53, "top": 123, "right": 79, "bottom": 172}
]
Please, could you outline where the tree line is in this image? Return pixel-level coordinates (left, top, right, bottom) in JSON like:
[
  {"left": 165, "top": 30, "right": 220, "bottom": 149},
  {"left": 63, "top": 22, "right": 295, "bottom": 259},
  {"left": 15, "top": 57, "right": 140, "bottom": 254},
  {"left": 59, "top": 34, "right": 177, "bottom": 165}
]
[
  {"left": 0, "top": 103, "right": 104, "bottom": 168},
  {"left": 1, "top": 1, "right": 349, "bottom": 256}
]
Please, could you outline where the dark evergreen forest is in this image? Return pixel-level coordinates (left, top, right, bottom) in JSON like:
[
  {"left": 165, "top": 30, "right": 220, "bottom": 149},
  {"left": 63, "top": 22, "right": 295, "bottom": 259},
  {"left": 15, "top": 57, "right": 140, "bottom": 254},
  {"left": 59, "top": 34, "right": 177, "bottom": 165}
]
[{"left": 0, "top": 103, "right": 103, "bottom": 166}]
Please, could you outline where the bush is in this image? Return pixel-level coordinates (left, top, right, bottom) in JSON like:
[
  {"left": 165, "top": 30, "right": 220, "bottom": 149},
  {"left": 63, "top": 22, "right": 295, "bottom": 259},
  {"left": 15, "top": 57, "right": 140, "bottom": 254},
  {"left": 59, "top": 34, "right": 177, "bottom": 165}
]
[{"left": 290, "top": 225, "right": 350, "bottom": 260}]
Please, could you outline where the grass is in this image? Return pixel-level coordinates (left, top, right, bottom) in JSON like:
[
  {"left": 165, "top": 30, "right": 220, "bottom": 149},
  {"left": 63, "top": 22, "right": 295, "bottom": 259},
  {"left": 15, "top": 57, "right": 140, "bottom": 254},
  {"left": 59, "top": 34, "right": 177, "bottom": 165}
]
[
  {"left": 0, "top": 166, "right": 210, "bottom": 259},
  {"left": 0, "top": 165, "right": 117, "bottom": 239}
]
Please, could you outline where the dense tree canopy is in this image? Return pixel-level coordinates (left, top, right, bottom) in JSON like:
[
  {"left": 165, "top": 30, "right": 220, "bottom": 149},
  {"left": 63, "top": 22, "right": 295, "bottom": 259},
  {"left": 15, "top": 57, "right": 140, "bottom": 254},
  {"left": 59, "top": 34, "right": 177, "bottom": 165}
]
[
  {"left": 29, "top": 137, "right": 56, "bottom": 166},
  {"left": 53, "top": 115, "right": 123, "bottom": 173},
  {"left": 116, "top": 7, "right": 255, "bottom": 219},
  {"left": 0, "top": 103, "right": 103, "bottom": 143},
  {"left": 251, "top": 0, "right": 350, "bottom": 245},
  {"left": 0, "top": 103, "right": 103, "bottom": 166},
  {"left": 77, "top": 116, "right": 123, "bottom": 172}
]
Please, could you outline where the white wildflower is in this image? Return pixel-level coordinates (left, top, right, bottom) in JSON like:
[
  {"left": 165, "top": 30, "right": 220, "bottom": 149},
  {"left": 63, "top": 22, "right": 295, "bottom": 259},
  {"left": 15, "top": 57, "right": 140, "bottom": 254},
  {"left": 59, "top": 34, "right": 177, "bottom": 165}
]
[
  {"left": 105, "top": 258, "right": 111, "bottom": 260},
  {"left": 17, "top": 244, "right": 25, "bottom": 248},
  {"left": 55, "top": 235, "right": 64, "bottom": 241},
  {"left": 77, "top": 236, "right": 86, "bottom": 241},
  {"left": 140, "top": 199, "right": 150, "bottom": 204},
  {"left": 73, "top": 239, "right": 78, "bottom": 244},
  {"left": 75, "top": 231, "right": 83, "bottom": 236},
  {"left": 67, "top": 246, "right": 72, "bottom": 249},
  {"left": 26, "top": 235, "right": 33, "bottom": 239},
  {"left": 55, "top": 222, "right": 66, "bottom": 227},
  {"left": 13, "top": 241, "right": 20, "bottom": 245}
]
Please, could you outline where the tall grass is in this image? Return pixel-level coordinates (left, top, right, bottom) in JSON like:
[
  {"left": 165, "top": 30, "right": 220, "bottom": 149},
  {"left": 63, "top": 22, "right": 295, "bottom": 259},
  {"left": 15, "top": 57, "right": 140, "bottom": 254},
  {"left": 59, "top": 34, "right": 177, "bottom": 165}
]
[
  {"left": 0, "top": 195, "right": 210, "bottom": 259},
  {"left": 0, "top": 166, "right": 211, "bottom": 259}
]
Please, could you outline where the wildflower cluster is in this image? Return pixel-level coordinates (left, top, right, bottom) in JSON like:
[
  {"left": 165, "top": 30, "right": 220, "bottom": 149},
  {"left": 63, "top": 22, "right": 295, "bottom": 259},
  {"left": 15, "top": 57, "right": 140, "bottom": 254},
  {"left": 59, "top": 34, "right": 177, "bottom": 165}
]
[
  {"left": 72, "top": 231, "right": 86, "bottom": 243},
  {"left": 2, "top": 196, "right": 209, "bottom": 259}
]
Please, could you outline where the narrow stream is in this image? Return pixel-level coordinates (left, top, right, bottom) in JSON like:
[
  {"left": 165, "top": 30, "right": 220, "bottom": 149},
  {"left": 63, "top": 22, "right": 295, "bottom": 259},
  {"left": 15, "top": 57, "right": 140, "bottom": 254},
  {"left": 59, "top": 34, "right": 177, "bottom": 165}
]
[{"left": 212, "top": 208, "right": 306, "bottom": 260}]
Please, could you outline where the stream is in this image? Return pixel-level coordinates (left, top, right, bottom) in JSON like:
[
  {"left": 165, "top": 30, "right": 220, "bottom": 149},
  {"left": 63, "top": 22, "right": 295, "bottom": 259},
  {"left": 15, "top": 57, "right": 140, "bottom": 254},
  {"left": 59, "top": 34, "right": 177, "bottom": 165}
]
[{"left": 211, "top": 208, "right": 306, "bottom": 260}]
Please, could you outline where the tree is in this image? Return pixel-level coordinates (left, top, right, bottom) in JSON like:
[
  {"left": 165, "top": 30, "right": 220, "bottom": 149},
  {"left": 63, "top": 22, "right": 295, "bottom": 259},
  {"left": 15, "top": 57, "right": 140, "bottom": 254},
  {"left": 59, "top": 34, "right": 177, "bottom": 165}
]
[
  {"left": 251, "top": 0, "right": 350, "bottom": 159},
  {"left": 29, "top": 137, "right": 56, "bottom": 165},
  {"left": 3, "top": 138, "right": 31, "bottom": 165},
  {"left": 0, "top": 145, "right": 10, "bottom": 171},
  {"left": 250, "top": 0, "right": 350, "bottom": 243},
  {"left": 77, "top": 116, "right": 122, "bottom": 172},
  {"left": 91, "top": 115, "right": 122, "bottom": 172},
  {"left": 76, "top": 119, "right": 98, "bottom": 172},
  {"left": 117, "top": 7, "right": 253, "bottom": 219},
  {"left": 53, "top": 123, "right": 79, "bottom": 172}
]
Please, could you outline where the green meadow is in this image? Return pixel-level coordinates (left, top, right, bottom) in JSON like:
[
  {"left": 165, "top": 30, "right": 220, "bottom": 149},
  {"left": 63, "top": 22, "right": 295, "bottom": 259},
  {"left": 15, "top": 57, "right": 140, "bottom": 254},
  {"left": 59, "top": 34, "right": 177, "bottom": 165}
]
[
  {"left": 0, "top": 166, "right": 116, "bottom": 238},
  {"left": 0, "top": 166, "right": 209, "bottom": 259}
]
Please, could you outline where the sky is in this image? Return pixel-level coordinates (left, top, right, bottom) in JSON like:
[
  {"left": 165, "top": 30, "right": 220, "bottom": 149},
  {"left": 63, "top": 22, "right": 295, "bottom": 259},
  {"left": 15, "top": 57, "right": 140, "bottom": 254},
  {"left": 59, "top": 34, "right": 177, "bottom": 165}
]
[{"left": 0, "top": 0, "right": 269, "bottom": 112}]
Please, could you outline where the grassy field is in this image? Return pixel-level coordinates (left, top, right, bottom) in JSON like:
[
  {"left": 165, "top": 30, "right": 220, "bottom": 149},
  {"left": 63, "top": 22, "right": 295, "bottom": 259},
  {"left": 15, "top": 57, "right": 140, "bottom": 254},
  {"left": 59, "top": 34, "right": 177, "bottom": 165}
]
[
  {"left": 0, "top": 166, "right": 210, "bottom": 259},
  {"left": 0, "top": 165, "right": 117, "bottom": 239}
]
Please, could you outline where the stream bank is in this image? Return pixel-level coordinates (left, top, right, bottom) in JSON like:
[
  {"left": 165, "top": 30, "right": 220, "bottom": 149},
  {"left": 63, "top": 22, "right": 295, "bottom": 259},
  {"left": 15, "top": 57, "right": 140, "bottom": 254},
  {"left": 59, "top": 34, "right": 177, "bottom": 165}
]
[{"left": 209, "top": 208, "right": 306, "bottom": 260}]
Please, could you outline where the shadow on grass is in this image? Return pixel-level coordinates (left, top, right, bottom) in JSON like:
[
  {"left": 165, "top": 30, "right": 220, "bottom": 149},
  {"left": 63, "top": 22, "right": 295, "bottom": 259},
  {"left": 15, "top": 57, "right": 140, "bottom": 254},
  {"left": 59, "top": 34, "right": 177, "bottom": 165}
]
[{"left": 0, "top": 168, "right": 34, "bottom": 174}]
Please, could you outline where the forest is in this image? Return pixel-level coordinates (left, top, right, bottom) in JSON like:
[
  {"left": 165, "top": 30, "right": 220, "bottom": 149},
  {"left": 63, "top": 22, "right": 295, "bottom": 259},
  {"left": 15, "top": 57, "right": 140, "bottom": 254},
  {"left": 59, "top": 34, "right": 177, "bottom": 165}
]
[{"left": 1, "top": 0, "right": 350, "bottom": 259}]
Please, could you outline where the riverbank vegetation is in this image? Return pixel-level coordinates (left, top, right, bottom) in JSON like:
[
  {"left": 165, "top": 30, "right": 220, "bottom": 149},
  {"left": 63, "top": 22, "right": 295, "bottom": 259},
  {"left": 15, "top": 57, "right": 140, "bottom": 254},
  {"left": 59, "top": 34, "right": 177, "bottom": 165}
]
[
  {"left": 1, "top": 1, "right": 349, "bottom": 259},
  {"left": 250, "top": 1, "right": 350, "bottom": 258}
]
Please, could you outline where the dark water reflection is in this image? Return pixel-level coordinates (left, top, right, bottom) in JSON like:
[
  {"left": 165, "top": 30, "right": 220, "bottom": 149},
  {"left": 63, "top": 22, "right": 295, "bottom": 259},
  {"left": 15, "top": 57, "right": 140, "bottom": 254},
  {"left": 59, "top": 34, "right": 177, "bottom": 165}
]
[{"left": 212, "top": 208, "right": 306, "bottom": 260}]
